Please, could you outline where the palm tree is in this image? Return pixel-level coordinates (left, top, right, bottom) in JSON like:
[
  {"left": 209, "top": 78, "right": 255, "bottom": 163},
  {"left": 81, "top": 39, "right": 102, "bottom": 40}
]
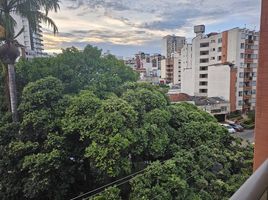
[{"left": 0, "top": 0, "right": 60, "bottom": 122}]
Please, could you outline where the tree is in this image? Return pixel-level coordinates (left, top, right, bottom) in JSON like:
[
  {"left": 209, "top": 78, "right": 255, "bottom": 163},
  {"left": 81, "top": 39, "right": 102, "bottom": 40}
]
[
  {"left": 0, "top": 70, "right": 254, "bottom": 199},
  {"left": 16, "top": 45, "right": 139, "bottom": 98},
  {"left": 0, "top": 0, "right": 59, "bottom": 122},
  {"left": 84, "top": 96, "right": 138, "bottom": 177}
]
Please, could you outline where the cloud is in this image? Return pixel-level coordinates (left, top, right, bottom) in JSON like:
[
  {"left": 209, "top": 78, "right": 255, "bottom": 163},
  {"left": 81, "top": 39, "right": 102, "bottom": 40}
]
[{"left": 43, "top": 0, "right": 261, "bottom": 56}]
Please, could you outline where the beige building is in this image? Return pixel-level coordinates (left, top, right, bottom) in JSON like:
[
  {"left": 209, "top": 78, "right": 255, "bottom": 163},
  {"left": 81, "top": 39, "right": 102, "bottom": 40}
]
[{"left": 160, "top": 53, "right": 181, "bottom": 85}]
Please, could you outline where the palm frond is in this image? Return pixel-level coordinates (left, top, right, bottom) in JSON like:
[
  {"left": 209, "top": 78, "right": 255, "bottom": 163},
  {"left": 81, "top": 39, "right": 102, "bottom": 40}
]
[
  {"left": 14, "top": 0, "right": 59, "bottom": 34},
  {"left": 13, "top": 27, "right": 24, "bottom": 39},
  {"left": 0, "top": 12, "right": 17, "bottom": 40}
]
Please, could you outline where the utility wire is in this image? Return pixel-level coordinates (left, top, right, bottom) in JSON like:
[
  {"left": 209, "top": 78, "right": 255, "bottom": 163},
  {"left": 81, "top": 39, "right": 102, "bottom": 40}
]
[
  {"left": 70, "top": 144, "right": 218, "bottom": 200},
  {"left": 69, "top": 164, "right": 155, "bottom": 200}
]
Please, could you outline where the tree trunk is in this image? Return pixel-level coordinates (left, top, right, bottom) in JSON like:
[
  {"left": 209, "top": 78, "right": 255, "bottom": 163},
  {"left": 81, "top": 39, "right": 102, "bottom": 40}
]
[{"left": 8, "top": 64, "right": 18, "bottom": 122}]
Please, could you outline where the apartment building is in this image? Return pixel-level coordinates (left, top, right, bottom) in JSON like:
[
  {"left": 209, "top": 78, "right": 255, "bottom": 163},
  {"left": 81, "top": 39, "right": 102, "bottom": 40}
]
[
  {"left": 160, "top": 53, "right": 181, "bottom": 85},
  {"left": 181, "top": 25, "right": 259, "bottom": 112},
  {"left": 162, "top": 35, "right": 186, "bottom": 58},
  {"left": 161, "top": 35, "right": 186, "bottom": 85},
  {"left": 12, "top": 14, "right": 45, "bottom": 59}
]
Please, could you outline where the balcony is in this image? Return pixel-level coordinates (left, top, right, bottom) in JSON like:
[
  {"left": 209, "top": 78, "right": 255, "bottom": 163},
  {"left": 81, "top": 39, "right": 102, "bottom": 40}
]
[
  {"left": 243, "top": 95, "right": 251, "bottom": 100},
  {"left": 245, "top": 49, "right": 254, "bottom": 54},
  {"left": 245, "top": 58, "right": 254, "bottom": 63},
  {"left": 243, "top": 86, "right": 252, "bottom": 91},
  {"left": 244, "top": 68, "right": 253, "bottom": 73},
  {"left": 230, "top": 159, "right": 268, "bottom": 200},
  {"left": 245, "top": 39, "right": 254, "bottom": 45},
  {"left": 244, "top": 77, "right": 252, "bottom": 82}
]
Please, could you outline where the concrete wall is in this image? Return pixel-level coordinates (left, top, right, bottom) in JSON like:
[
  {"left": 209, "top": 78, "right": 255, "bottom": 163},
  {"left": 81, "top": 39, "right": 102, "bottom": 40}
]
[{"left": 208, "top": 64, "right": 231, "bottom": 101}]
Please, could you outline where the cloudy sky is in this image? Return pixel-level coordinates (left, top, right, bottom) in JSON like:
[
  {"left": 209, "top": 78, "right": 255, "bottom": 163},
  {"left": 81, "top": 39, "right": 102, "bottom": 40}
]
[{"left": 43, "top": 0, "right": 261, "bottom": 57}]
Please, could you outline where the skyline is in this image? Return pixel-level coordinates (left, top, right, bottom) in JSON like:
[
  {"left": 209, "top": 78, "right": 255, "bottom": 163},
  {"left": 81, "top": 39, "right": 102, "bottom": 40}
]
[{"left": 43, "top": 0, "right": 261, "bottom": 57}]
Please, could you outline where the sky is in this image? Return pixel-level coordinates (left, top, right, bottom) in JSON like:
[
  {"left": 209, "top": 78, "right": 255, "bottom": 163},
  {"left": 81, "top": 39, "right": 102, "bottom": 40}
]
[{"left": 43, "top": 0, "right": 261, "bottom": 58}]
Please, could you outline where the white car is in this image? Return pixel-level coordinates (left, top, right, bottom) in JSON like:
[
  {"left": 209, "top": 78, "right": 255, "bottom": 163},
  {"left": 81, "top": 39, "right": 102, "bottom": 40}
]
[{"left": 221, "top": 124, "right": 236, "bottom": 134}]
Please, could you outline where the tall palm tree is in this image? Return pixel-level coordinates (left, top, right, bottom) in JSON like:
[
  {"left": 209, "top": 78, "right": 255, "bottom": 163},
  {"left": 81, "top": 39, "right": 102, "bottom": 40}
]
[{"left": 0, "top": 0, "right": 60, "bottom": 122}]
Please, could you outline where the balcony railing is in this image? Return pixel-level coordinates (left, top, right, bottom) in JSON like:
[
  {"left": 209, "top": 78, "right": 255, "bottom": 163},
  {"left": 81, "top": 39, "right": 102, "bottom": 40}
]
[{"left": 230, "top": 159, "right": 268, "bottom": 200}]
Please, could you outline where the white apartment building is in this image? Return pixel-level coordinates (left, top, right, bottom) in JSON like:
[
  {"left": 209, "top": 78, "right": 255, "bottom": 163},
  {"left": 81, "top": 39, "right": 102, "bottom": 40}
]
[
  {"left": 12, "top": 14, "right": 45, "bottom": 59},
  {"left": 181, "top": 25, "right": 259, "bottom": 112},
  {"left": 162, "top": 35, "right": 186, "bottom": 58}
]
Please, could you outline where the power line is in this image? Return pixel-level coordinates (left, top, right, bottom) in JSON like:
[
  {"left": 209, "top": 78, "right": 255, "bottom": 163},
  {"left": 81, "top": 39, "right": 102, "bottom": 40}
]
[
  {"left": 69, "top": 165, "right": 153, "bottom": 200},
  {"left": 70, "top": 144, "right": 219, "bottom": 200}
]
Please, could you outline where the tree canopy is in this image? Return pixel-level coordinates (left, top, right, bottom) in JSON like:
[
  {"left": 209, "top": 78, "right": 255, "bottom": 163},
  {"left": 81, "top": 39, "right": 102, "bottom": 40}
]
[{"left": 0, "top": 46, "right": 253, "bottom": 200}]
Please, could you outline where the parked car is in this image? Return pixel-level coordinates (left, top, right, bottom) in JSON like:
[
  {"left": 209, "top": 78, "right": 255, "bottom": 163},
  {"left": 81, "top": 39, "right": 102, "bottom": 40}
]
[
  {"left": 221, "top": 124, "right": 236, "bottom": 134},
  {"left": 229, "top": 123, "right": 244, "bottom": 132}
]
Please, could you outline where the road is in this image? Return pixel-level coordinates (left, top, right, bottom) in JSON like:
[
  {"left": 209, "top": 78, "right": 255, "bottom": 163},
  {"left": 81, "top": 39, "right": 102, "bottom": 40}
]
[{"left": 233, "top": 129, "right": 254, "bottom": 143}]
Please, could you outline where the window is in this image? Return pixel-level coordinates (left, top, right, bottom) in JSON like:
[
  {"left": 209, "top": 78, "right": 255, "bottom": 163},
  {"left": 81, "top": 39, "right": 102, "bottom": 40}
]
[
  {"left": 210, "top": 57, "right": 215, "bottom": 60},
  {"left": 211, "top": 40, "right": 216, "bottom": 43},
  {"left": 218, "top": 47, "right": 222, "bottom": 52},
  {"left": 241, "top": 33, "right": 246, "bottom": 39},
  {"left": 211, "top": 48, "right": 216, "bottom": 51},
  {"left": 239, "top": 82, "right": 244, "bottom": 87},
  {"left": 200, "top": 58, "right": 209, "bottom": 63},
  {"left": 251, "top": 54, "right": 258, "bottom": 59},
  {"left": 251, "top": 81, "right": 257, "bottom": 86},
  {"left": 239, "top": 100, "right": 243, "bottom": 106},
  {"left": 200, "top": 66, "right": 208, "bottom": 71},
  {"left": 239, "top": 91, "right": 243, "bottom": 97},
  {"left": 253, "top": 72, "right": 257, "bottom": 77},
  {"left": 200, "top": 43, "right": 209, "bottom": 48},
  {"left": 218, "top": 38, "right": 222, "bottom": 43},
  {"left": 218, "top": 56, "right": 222, "bottom": 61},
  {"left": 252, "top": 89, "right": 256, "bottom": 94},
  {"left": 221, "top": 106, "right": 227, "bottom": 111},
  {"left": 240, "top": 53, "right": 244, "bottom": 59},
  {"left": 250, "top": 45, "right": 258, "bottom": 50},
  {"left": 199, "top": 89, "right": 208, "bottom": 93},
  {"left": 199, "top": 81, "right": 208, "bottom": 86},
  {"left": 200, "top": 51, "right": 209, "bottom": 55},
  {"left": 239, "top": 72, "right": 244, "bottom": 78},
  {"left": 241, "top": 43, "right": 245, "bottom": 49},
  {"left": 199, "top": 74, "right": 208, "bottom": 78}
]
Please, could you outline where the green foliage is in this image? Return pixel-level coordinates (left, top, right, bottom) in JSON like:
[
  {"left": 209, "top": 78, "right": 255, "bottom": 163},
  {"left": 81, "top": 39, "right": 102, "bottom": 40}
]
[
  {"left": 0, "top": 49, "right": 253, "bottom": 200},
  {"left": 85, "top": 97, "right": 138, "bottom": 177},
  {"left": 89, "top": 187, "right": 122, "bottom": 200},
  {"left": 16, "top": 45, "right": 138, "bottom": 97}
]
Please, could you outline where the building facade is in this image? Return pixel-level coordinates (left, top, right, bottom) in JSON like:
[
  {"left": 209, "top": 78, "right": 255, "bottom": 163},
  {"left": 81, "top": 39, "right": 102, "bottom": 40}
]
[
  {"left": 162, "top": 35, "right": 186, "bottom": 58},
  {"left": 12, "top": 14, "right": 45, "bottom": 59},
  {"left": 181, "top": 25, "right": 259, "bottom": 112},
  {"left": 160, "top": 53, "right": 181, "bottom": 85}
]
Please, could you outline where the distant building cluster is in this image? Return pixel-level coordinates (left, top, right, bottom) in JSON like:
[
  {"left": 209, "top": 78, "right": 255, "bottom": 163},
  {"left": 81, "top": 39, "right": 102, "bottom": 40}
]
[
  {"left": 125, "top": 25, "right": 259, "bottom": 117},
  {"left": 124, "top": 52, "right": 164, "bottom": 84}
]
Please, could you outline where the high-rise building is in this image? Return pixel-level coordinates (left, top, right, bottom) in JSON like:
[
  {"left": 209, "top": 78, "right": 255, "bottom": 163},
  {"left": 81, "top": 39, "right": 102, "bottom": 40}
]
[
  {"left": 162, "top": 35, "right": 186, "bottom": 58},
  {"left": 161, "top": 35, "right": 185, "bottom": 85},
  {"left": 12, "top": 14, "right": 45, "bottom": 59},
  {"left": 181, "top": 25, "right": 259, "bottom": 112}
]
